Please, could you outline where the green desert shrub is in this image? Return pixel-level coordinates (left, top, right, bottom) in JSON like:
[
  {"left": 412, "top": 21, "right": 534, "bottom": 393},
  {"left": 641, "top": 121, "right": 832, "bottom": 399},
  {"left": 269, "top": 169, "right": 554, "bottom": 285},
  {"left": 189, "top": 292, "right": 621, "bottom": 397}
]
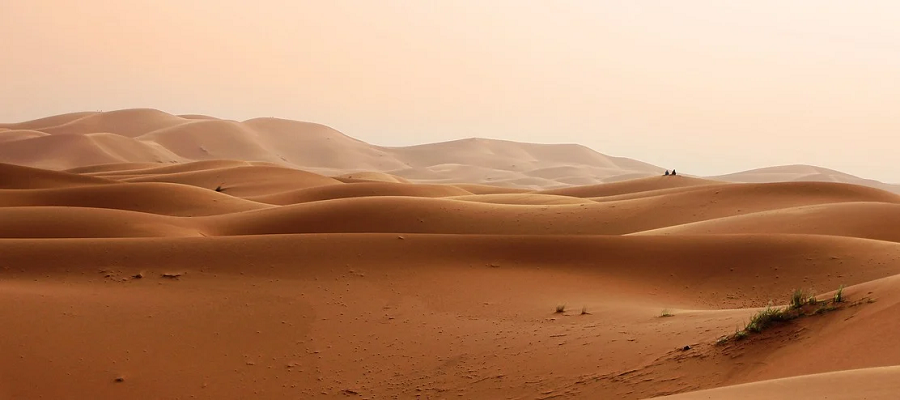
[
  {"left": 746, "top": 305, "right": 793, "bottom": 333},
  {"left": 834, "top": 285, "right": 845, "bottom": 303}
]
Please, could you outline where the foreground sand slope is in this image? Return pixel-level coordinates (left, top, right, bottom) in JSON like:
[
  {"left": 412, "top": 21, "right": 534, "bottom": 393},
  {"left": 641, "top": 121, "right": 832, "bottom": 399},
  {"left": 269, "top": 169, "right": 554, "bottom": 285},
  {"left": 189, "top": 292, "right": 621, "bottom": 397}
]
[
  {"left": 2, "top": 161, "right": 900, "bottom": 399},
  {"left": 651, "top": 366, "right": 900, "bottom": 400},
  {"left": 3, "top": 234, "right": 900, "bottom": 399}
]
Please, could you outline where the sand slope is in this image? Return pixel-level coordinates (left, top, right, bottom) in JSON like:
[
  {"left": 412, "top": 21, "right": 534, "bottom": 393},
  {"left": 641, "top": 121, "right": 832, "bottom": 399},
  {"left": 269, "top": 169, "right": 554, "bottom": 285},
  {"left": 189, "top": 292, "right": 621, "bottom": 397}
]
[
  {"left": 30, "top": 108, "right": 189, "bottom": 137},
  {"left": 634, "top": 202, "right": 900, "bottom": 242},
  {"left": 714, "top": 164, "right": 900, "bottom": 194},
  {"left": 198, "top": 181, "right": 899, "bottom": 236},
  {"left": 0, "top": 163, "right": 116, "bottom": 189},
  {"left": 120, "top": 165, "right": 343, "bottom": 197},
  {"left": 538, "top": 175, "right": 720, "bottom": 198},
  {"left": 247, "top": 182, "right": 472, "bottom": 205},
  {"left": 0, "top": 133, "right": 184, "bottom": 169},
  {"left": 652, "top": 366, "right": 900, "bottom": 400},
  {"left": 0, "top": 129, "right": 50, "bottom": 143},
  {"left": 0, "top": 207, "right": 198, "bottom": 238},
  {"left": 0, "top": 182, "right": 269, "bottom": 216},
  {"left": 3, "top": 232, "right": 900, "bottom": 399}
]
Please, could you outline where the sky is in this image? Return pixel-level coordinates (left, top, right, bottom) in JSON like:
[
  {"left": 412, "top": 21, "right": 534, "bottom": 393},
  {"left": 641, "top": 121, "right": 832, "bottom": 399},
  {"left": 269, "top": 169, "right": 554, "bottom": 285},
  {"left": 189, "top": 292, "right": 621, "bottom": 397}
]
[{"left": 2, "top": 1, "right": 899, "bottom": 182}]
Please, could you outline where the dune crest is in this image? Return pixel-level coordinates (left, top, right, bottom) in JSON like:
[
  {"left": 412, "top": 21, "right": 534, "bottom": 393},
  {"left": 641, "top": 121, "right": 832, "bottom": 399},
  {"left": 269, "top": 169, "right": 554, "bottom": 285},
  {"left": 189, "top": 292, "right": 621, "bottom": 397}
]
[{"left": 3, "top": 108, "right": 896, "bottom": 192}]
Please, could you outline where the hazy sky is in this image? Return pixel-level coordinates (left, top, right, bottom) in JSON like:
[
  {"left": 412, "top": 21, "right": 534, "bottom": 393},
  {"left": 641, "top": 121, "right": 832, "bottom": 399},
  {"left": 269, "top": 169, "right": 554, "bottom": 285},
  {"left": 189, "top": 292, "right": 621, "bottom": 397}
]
[{"left": 3, "top": 1, "right": 899, "bottom": 181}]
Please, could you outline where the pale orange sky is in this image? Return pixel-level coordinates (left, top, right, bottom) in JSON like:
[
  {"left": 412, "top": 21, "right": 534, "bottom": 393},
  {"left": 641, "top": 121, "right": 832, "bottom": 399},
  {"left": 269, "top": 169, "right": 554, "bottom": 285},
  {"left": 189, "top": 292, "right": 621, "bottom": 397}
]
[{"left": 2, "top": 1, "right": 899, "bottom": 181}]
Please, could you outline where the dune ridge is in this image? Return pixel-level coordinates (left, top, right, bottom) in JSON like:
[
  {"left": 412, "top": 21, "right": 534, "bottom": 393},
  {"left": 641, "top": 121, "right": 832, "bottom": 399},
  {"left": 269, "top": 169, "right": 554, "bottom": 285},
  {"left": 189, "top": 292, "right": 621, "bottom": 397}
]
[{"left": 5, "top": 108, "right": 896, "bottom": 191}]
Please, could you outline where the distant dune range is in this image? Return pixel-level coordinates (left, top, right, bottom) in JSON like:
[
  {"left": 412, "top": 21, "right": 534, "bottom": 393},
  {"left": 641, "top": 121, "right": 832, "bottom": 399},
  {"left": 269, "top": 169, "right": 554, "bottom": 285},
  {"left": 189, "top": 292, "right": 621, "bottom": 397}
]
[
  {"left": 1, "top": 108, "right": 897, "bottom": 191},
  {"left": 2, "top": 109, "right": 900, "bottom": 399}
]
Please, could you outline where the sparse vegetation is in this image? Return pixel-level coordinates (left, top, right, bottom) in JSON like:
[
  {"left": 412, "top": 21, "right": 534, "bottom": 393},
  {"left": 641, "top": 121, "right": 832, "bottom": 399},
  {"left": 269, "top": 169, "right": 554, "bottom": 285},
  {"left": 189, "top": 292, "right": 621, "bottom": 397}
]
[
  {"left": 834, "top": 285, "right": 844, "bottom": 303},
  {"left": 790, "top": 289, "right": 805, "bottom": 309},
  {"left": 581, "top": 306, "right": 588, "bottom": 315},
  {"left": 789, "top": 288, "right": 819, "bottom": 309},
  {"left": 660, "top": 309, "right": 673, "bottom": 318},
  {"left": 717, "top": 284, "right": 849, "bottom": 345},
  {"left": 807, "top": 295, "right": 818, "bottom": 306},
  {"left": 746, "top": 305, "right": 794, "bottom": 333},
  {"left": 555, "top": 304, "right": 566, "bottom": 314},
  {"left": 215, "top": 185, "right": 224, "bottom": 192}
]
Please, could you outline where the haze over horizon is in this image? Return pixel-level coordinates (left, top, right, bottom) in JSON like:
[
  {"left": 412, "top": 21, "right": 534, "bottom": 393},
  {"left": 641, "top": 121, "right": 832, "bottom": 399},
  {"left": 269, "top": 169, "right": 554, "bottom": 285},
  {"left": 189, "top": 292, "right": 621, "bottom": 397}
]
[{"left": 4, "top": 1, "right": 899, "bottom": 182}]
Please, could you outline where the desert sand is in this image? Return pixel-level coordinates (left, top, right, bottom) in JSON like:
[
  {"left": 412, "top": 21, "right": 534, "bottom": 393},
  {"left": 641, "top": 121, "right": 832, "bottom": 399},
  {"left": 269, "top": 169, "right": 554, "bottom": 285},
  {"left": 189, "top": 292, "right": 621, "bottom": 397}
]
[
  {"left": 1, "top": 110, "right": 900, "bottom": 399},
  {"left": 3, "top": 108, "right": 898, "bottom": 192}
]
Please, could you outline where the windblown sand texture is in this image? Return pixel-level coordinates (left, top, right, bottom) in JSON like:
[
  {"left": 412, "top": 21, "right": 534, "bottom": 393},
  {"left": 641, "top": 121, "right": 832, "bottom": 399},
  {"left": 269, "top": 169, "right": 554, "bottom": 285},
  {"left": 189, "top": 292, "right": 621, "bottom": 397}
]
[{"left": 2, "top": 110, "right": 900, "bottom": 399}]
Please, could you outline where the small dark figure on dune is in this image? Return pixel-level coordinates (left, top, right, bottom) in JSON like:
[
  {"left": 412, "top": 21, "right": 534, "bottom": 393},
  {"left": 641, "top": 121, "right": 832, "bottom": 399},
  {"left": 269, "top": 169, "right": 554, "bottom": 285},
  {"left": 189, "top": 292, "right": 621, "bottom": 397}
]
[
  {"left": 671, "top": 170, "right": 677, "bottom": 176},
  {"left": 664, "top": 170, "right": 670, "bottom": 176}
]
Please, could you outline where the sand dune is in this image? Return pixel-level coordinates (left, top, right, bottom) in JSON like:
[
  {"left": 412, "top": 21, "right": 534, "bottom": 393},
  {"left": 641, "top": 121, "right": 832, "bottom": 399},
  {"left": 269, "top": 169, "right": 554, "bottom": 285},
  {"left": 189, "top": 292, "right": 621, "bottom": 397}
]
[
  {"left": 623, "top": 272, "right": 900, "bottom": 399},
  {"left": 0, "top": 182, "right": 269, "bottom": 216},
  {"left": 3, "top": 108, "right": 897, "bottom": 192},
  {"left": 120, "top": 165, "right": 343, "bottom": 197},
  {"left": 737, "top": 273, "right": 900, "bottom": 383},
  {"left": 449, "top": 193, "right": 596, "bottom": 205},
  {"left": 0, "top": 109, "right": 665, "bottom": 187},
  {"left": 63, "top": 162, "right": 174, "bottom": 174},
  {"left": 247, "top": 182, "right": 471, "bottom": 205},
  {"left": 715, "top": 164, "right": 900, "bottom": 194},
  {"left": 538, "top": 175, "right": 721, "bottom": 198},
  {"left": 0, "top": 129, "right": 50, "bottom": 143},
  {"left": 587, "top": 183, "right": 734, "bottom": 202},
  {"left": 653, "top": 366, "right": 900, "bottom": 399},
  {"left": 387, "top": 138, "right": 660, "bottom": 173},
  {"left": 205, "top": 182, "right": 896, "bottom": 236},
  {"left": 335, "top": 171, "right": 410, "bottom": 183},
  {"left": 0, "top": 207, "right": 198, "bottom": 238},
  {"left": 0, "top": 163, "right": 115, "bottom": 189},
  {"left": 1, "top": 111, "right": 899, "bottom": 399},
  {"left": 1, "top": 161, "right": 894, "bottom": 239},
  {"left": 0, "top": 111, "right": 95, "bottom": 130},
  {"left": 0, "top": 183, "right": 893, "bottom": 240},
  {"left": 0, "top": 133, "right": 183, "bottom": 170},
  {"left": 76, "top": 159, "right": 261, "bottom": 176},
  {"left": 34, "top": 108, "right": 189, "bottom": 137},
  {"left": 633, "top": 202, "right": 900, "bottom": 242},
  {"left": 451, "top": 183, "right": 533, "bottom": 194},
  {"left": 244, "top": 118, "right": 410, "bottom": 171},
  {"left": 178, "top": 114, "right": 221, "bottom": 120},
  {"left": 138, "top": 119, "right": 276, "bottom": 161}
]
